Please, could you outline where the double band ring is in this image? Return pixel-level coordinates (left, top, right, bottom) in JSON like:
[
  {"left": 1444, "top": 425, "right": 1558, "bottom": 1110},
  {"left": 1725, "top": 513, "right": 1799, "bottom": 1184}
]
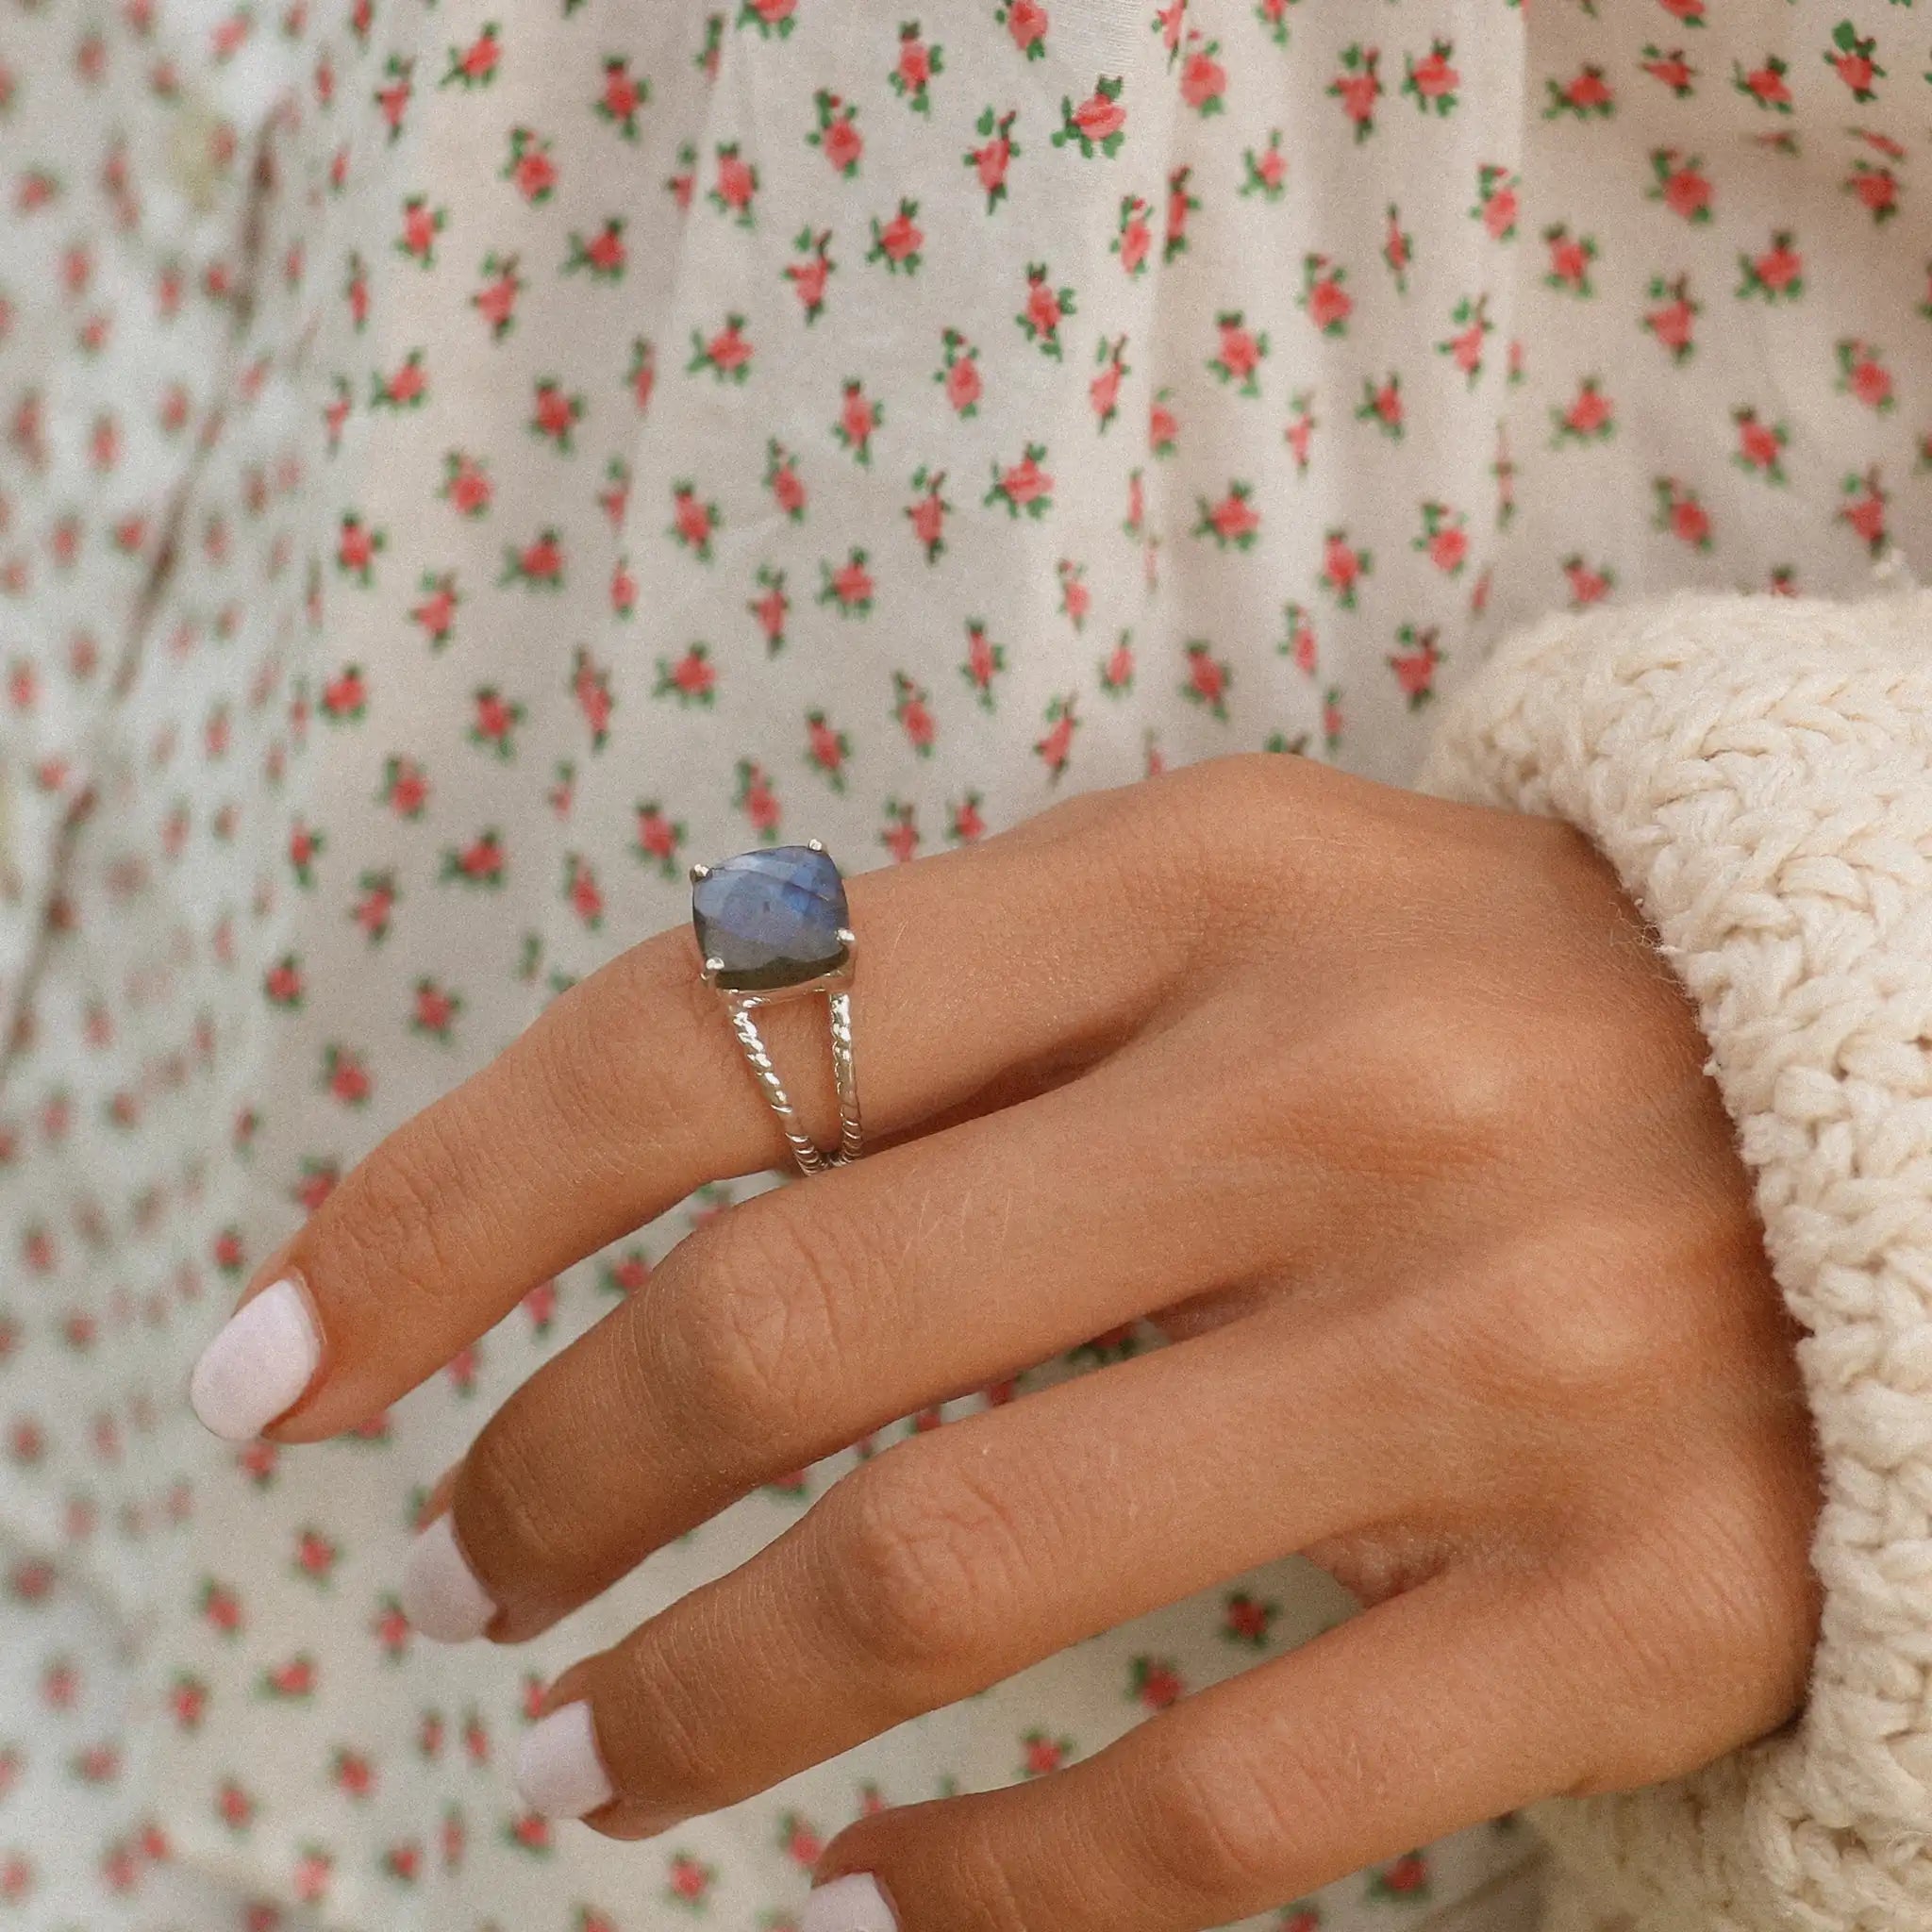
[{"left": 691, "top": 842, "right": 863, "bottom": 1177}]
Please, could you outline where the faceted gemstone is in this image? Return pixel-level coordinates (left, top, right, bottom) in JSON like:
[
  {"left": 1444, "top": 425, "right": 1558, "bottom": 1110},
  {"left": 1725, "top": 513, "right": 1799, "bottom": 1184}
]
[{"left": 691, "top": 845, "right": 850, "bottom": 992}]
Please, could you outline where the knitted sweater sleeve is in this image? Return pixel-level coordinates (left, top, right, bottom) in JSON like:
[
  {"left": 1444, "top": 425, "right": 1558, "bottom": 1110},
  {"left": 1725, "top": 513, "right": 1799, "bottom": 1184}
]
[{"left": 1414, "top": 589, "right": 1932, "bottom": 1932}]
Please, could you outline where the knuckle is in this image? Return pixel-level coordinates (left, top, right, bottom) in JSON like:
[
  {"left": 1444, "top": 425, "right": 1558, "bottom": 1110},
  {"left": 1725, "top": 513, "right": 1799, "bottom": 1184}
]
[
  {"left": 650, "top": 1205, "right": 863, "bottom": 1457},
  {"left": 1471, "top": 1231, "right": 1665, "bottom": 1414},
  {"left": 819, "top": 1443, "right": 1022, "bottom": 1686},
  {"left": 1296, "top": 991, "right": 1533, "bottom": 1177},
  {"left": 1131, "top": 1732, "right": 1311, "bottom": 1905}
]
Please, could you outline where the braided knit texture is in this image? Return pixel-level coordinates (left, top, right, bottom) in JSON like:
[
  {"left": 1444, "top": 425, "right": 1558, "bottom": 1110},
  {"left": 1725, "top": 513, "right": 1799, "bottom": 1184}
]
[{"left": 1415, "top": 590, "right": 1932, "bottom": 1932}]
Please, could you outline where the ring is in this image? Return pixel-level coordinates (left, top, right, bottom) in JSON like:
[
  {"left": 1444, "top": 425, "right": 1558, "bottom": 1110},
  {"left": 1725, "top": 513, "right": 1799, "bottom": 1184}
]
[{"left": 691, "top": 841, "right": 862, "bottom": 1177}]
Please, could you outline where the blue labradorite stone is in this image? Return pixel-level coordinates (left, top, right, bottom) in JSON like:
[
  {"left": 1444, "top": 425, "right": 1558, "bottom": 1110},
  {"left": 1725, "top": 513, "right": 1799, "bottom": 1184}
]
[{"left": 692, "top": 845, "right": 850, "bottom": 992}]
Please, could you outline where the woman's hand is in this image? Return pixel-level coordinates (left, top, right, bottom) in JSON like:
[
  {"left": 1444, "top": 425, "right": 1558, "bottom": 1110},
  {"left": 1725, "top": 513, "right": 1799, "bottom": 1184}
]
[{"left": 191, "top": 755, "right": 1821, "bottom": 1932}]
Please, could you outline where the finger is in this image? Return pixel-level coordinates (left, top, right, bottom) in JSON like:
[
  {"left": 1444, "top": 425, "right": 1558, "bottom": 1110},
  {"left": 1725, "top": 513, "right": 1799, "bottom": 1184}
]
[
  {"left": 806, "top": 1571, "right": 1586, "bottom": 1932},
  {"left": 408, "top": 1049, "right": 1304, "bottom": 1643},
  {"left": 189, "top": 773, "right": 1221, "bottom": 1442},
  {"left": 501, "top": 1290, "right": 1443, "bottom": 1834}
]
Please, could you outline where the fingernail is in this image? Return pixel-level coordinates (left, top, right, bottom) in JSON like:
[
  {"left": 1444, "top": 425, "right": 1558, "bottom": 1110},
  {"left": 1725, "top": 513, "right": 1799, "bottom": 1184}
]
[
  {"left": 189, "top": 1278, "right": 321, "bottom": 1441},
  {"left": 802, "top": 1874, "right": 898, "bottom": 1932},
  {"left": 401, "top": 1514, "right": 496, "bottom": 1643},
  {"left": 514, "top": 1702, "right": 614, "bottom": 1819}
]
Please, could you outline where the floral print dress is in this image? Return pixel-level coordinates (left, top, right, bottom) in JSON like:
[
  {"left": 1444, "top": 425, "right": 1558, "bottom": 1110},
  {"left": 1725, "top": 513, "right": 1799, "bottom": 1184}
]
[{"left": 1, "top": 1, "right": 1926, "bottom": 1927}]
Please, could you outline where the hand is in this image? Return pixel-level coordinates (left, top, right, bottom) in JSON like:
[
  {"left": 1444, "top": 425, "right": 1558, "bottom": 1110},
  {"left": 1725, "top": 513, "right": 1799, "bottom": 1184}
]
[{"left": 192, "top": 755, "right": 1821, "bottom": 1932}]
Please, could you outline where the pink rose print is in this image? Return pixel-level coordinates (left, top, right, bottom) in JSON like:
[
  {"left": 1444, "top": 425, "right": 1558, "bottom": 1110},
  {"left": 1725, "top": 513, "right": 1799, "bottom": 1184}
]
[
  {"left": 1034, "top": 692, "right": 1077, "bottom": 780},
  {"left": 502, "top": 126, "right": 556, "bottom": 202},
  {"left": 1357, "top": 371, "right": 1405, "bottom": 440},
  {"left": 1549, "top": 63, "right": 1615, "bottom": 119},
  {"left": 936, "top": 327, "right": 983, "bottom": 416},
  {"left": 1641, "top": 43, "right": 1696, "bottom": 95},
  {"left": 739, "top": 0, "right": 797, "bottom": 40},
  {"left": 786, "top": 228, "right": 836, "bottom": 322},
  {"left": 809, "top": 91, "right": 864, "bottom": 176},
  {"left": 765, "top": 441, "right": 808, "bottom": 519},
  {"left": 1114, "top": 192, "right": 1154, "bottom": 275},
  {"left": 1415, "top": 502, "right": 1469, "bottom": 575},
  {"left": 1208, "top": 309, "right": 1267, "bottom": 394},
  {"left": 1654, "top": 476, "right": 1714, "bottom": 549},
  {"left": 1016, "top": 261, "right": 1075, "bottom": 357},
  {"left": 1279, "top": 602, "right": 1318, "bottom": 675},
  {"left": 805, "top": 710, "right": 851, "bottom": 791},
  {"left": 1824, "top": 20, "right": 1883, "bottom": 102},
  {"left": 1564, "top": 556, "right": 1616, "bottom": 608},
  {"left": 472, "top": 251, "right": 523, "bottom": 338},
  {"left": 1403, "top": 38, "right": 1459, "bottom": 116},
  {"left": 869, "top": 198, "right": 924, "bottom": 274},
  {"left": 689, "top": 313, "right": 754, "bottom": 383},
  {"left": 669, "top": 485, "right": 720, "bottom": 560},
  {"left": 965, "top": 105, "right": 1020, "bottom": 209},
  {"left": 1178, "top": 34, "right": 1227, "bottom": 116},
  {"left": 1179, "top": 640, "right": 1233, "bottom": 717},
  {"left": 1243, "top": 131, "right": 1289, "bottom": 202},
  {"left": 1329, "top": 43, "right": 1381, "bottom": 142},
  {"left": 833, "top": 378, "right": 883, "bottom": 464},
  {"left": 708, "top": 143, "right": 758, "bottom": 226},
  {"left": 994, "top": 0, "right": 1049, "bottom": 61},
  {"left": 907, "top": 466, "right": 951, "bottom": 560},
  {"left": 959, "top": 620, "right": 1007, "bottom": 709},
  {"left": 655, "top": 642, "right": 716, "bottom": 705},
  {"left": 891, "top": 23, "right": 943, "bottom": 115},
  {"left": 1091, "top": 336, "right": 1128, "bottom": 430},
  {"left": 986, "top": 441, "right": 1054, "bottom": 518},
  {"left": 395, "top": 193, "right": 444, "bottom": 264},
  {"left": 749, "top": 565, "right": 791, "bottom": 653},
  {"left": 1732, "top": 407, "right": 1790, "bottom": 483},
  {"left": 1055, "top": 75, "right": 1126, "bottom": 158},
  {"left": 1734, "top": 54, "right": 1792, "bottom": 113},
  {"left": 1195, "top": 481, "right": 1260, "bottom": 549},
  {"left": 595, "top": 58, "right": 647, "bottom": 141},
  {"left": 1840, "top": 467, "right": 1890, "bottom": 557},
  {"left": 563, "top": 217, "right": 626, "bottom": 280},
  {"left": 1836, "top": 337, "right": 1894, "bottom": 411},
  {"left": 1739, "top": 229, "right": 1804, "bottom": 300},
  {"left": 1643, "top": 273, "right": 1700, "bottom": 360},
  {"left": 441, "top": 21, "right": 499, "bottom": 89},
  {"left": 1320, "top": 528, "right": 1373, "bottom": 608},
  {"left": 1553, "top": 375, "right": 1615, "bottom": 445},
  {"left": 1389, "top": 623, "right": 1443, "bottom": 708},
  {"left": 1300, "top": 253, "right": 1352, "bottom": 335},
  {"left": 1649, "top": 148, "right": 1713, "bottom": 223},
  {"left": 819, "top": 549, "right": 875, "bottom": 615}
]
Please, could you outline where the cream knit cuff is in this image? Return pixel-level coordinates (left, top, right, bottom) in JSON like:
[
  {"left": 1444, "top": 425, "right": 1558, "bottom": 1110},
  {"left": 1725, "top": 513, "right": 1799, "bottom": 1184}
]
[{"left": 1415, "top": 589, "right": 1932, "bottom": 1932}]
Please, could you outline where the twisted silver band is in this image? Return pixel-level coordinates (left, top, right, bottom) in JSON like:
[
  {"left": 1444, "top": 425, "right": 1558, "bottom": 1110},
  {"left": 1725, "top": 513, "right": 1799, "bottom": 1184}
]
[{"left": 724, "top": 990, "right": 862, "bottom": 1177}]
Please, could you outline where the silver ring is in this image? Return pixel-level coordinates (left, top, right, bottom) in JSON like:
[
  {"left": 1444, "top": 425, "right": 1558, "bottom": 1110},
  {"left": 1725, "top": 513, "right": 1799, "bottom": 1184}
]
[{"left": 691, "top": 841, "right": 862, "bottom": 1177}]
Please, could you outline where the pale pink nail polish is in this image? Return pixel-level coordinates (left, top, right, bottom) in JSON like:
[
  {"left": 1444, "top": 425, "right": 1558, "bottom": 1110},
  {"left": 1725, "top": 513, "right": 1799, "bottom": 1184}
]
[
  {"left": 514, "top": 1702, "right": 614, "bottom": 1819},
  {"left": 401, "top": 1514, "right": 496, "bottom": 1643},
  {"left": 188, "top": 1278, "right": 321, "bottom": 1441},
  {"left": 801, "top": 1874, "right": 898, "bottom": 1932}
]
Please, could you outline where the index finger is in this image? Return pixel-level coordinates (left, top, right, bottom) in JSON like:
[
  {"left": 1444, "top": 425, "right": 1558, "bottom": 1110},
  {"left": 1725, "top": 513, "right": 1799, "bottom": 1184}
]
[{"left": 185, "top": 766, "right": 1238, "bottom": 1443}]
